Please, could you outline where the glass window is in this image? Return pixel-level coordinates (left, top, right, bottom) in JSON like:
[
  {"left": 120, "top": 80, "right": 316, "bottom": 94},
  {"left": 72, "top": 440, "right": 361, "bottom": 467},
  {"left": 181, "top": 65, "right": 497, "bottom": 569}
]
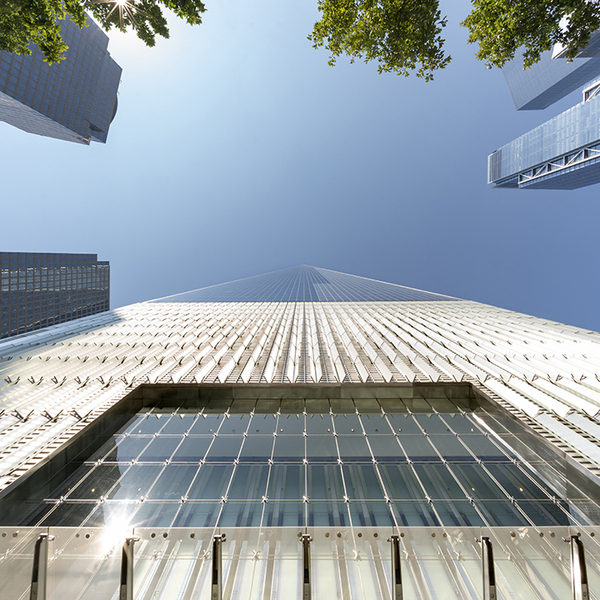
[
  {"left": 102, "top": 437, "right": 151, "bottom": 462},
  {"left": 138, "top": 437, "right": 183, "bottom": 462},
  {"left": 121, "top": 415, "right": 166, "bottom": 435},
  {"left": 238, "top": 436, "right": 274, "bottom": 462},
  {"left": 386, "top": 414, "right": 422, "bottom": 434},
  {"left": 459, "top": 435, "right": 513, "bottom": 461},
  {"left": 414, "top": 413, "right": 453, "bottom": 434},
  {"left": 108, "top": 465, "right": 164, "bottom": 500},
  {"left": 268, "top": 465, "right": 304, "bottom": 500},
  {"left": 427, "top": 434, "right": 475, "bottom": 461},
  {"left": 379, "top": 464, "right": 424, "bottom": 500},
  {"left": 368, "top": 435, "right": 406, "bottom": 462},
  {"left": 307, "top": 465, "right": 344, "bottom": 500},
  {"left": 228, "top": 465, "right": 269, "bottom": 500},
  {"left": 343, "top": 464, "right": 384, "bottom": 500},
  {"left": 306, "top": 435, "right": 338, "bottom": 461},
  {"left": 147, "top": 465, "right": 198, "bottom": 500},
  {"left": 160, "top": 414, "right": 197, "bottom": 434},
  {"left": 218, "top": 501, "right": 263, "bottom": 527},
  {"left": 218, "top": 414, "right": 250, "bottom": 434},
  {"left": 204, "top": 436, "right": 243, "bottom": 461},
  {"left": 332, "top": 414, "right": 361, "bottom": 433},
  {"left": 359, "top": 414, "right": 390, "bottom": 434},
  {"left": 272, "top": 435, "right": 305, "bottom": 462},
  {"left": 337, "top": 435, "right": 370, "bottom": 459},
  {"left": 277, "top": 415, "right": 305, "bottom": 434},
  {"left": 414, "top": 464, "right": 466, "bottom": 500},
  {"left": 187, "top": 465, "right": 233, "bottom": 500},
  {"left": 69, "top": 465, "right": 126, "bottom": 500},
  {"left": 400, "top": 435, "right": 439, "bottom": 460},
  {"left": 305, "top": 414, "right": 334, "bottom": 434}
]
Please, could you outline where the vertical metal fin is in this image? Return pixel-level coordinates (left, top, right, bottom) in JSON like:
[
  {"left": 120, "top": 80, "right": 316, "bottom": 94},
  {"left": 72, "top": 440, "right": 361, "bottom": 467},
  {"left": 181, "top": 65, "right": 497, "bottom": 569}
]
[
  {"left": 30, "top": 533, "right": 54, "bottom": 600},
  {"left": 120, "top": 536, "right": 139, "bottom": 600},
  {"left": 212, "top": 534, "right": 226, "bottom": 600},
  {"left": 569, "top": 534, "right": 589, "bottom": 600},
  {"left": 481, "top": 536, "right": 497, "bottom": 600},
  {"left": 300, "top": 534, "right": 312, "bottom": 600},
  {"left": 388, "top": 534, "right": 403, "bottom": 600}
]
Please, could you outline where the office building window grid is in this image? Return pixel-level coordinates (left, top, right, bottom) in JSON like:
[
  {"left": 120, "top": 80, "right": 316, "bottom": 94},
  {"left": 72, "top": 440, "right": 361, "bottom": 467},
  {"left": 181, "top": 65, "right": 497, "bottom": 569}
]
[
  {"left": 0, "top": 252, "right": 109, "bottom": 339},
  {"left": 0, "top": 16, "right": 121, "bottom": 144}
]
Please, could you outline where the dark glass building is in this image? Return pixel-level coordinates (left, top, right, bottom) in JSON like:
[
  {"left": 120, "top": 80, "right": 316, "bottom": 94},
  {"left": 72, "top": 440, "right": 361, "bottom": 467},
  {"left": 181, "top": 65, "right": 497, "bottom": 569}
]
[
  {"left": 0, "top": 252, "right": 110, "bottom": 339},
  {"left": 0, "top": 16, "right": 121, "bottom": 145}
]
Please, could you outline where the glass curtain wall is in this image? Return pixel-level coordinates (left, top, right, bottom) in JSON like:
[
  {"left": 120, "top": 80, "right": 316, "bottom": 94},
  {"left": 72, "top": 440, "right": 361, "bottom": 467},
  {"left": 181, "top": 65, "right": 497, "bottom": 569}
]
[{"left": 27, "top": 409, "right": 579, "bottom": 530}]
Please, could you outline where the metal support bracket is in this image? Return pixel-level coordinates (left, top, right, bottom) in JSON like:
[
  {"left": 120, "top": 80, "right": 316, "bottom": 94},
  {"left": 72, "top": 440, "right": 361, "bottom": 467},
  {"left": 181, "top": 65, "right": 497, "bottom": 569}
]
[
  {"left": 388, "top": 535, "right": 403, "bottom": 600},
  {"left": 30, "top": 533, "right": 55, "bottom": 600},
  {"left": 568, "top": 534, "right": 589, "bottom": 600},
  {"left": 480, "top": 536, "right": 497, "bottom": 600},
  {"left": 120, "top": 536, "right": 140, "bottom": 600},
  {"left": 300, "top": 533, "right": 312, "bottom": 600},
  {"left": 212, "top": 534, "right": 226, "bottom": 600}
]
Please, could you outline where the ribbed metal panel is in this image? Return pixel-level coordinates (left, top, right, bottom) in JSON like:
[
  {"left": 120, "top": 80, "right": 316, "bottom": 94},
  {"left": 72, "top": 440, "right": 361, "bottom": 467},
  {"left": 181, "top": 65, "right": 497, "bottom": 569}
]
[{"left": 1, "top": 296, "right": 600, "bottom": 493}]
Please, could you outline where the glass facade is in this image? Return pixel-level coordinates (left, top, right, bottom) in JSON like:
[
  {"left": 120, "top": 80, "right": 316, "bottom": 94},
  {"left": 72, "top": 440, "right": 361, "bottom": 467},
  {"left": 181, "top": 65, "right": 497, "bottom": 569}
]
[
  {"left": 2, "top": 394, "right": 600, "bottom": 600},
  {"left": 489, "top": 83, "right": 600, "bottom": 189},
  {"left": 0, "top": 252, "right": 110, "bottom": 339},
  {"left": 502, "top": 49, "right": 600, "bottom": 110},
  {"left": 22, "top": 407, "right": 582, "bottom": 530},
  {"left": 0, "top": 16, "right": 121, "bottom": 145}
]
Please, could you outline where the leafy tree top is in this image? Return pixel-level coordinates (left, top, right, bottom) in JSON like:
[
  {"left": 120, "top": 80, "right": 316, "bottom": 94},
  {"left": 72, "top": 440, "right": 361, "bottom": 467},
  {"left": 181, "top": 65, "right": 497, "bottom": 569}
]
[
  {"left": 0, "top": 0, "right": 206, "bottom": 64},
  {"left": 2, "top": 0, "right": 600, "bottom": 78}
]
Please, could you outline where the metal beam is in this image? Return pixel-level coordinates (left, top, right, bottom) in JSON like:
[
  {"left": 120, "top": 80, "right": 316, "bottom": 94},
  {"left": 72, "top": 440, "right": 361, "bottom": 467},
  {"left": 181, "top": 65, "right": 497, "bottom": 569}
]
[
  {"left": 120, "top": 536, "right": 139, "bottom": 600},
  {"left": 212, "top": 534, "right": 226, "bottom": 600},
  {"left": 388, "top": 534, "right": 403, "bottom": 600},
  {"left": 30, "top": 533, "right": 54, "bottom": 600},
  {"left": 300, "top": 534, "right": 312, "bottom": 600},
  {"left": 480, "top": 536, "right": 497, "bottom": 600},
  {"left": 568, "top": 534, "right": 589, "bottom": 600}
]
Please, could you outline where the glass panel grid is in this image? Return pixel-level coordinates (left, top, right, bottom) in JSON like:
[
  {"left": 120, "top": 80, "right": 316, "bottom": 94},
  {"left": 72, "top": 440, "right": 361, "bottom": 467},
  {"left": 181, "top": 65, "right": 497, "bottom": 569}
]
[{"left": 20, "top": 410, "right": 595, "bottom": 532}]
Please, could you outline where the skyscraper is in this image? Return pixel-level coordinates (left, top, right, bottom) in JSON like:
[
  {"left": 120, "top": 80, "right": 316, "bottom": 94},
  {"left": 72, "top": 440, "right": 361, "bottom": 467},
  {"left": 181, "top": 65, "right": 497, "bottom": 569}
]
[
  {"left": 490, "top": 34, "right": 600, "bottom": 190},
  {"left": 488, "top": 78, "right": 600, "bottom": 189},
  {"left": 501, "top": 46, "right": 600, "bottom": 111},
  {"left": 0, "top": 266, "right": 599, "bottom": 598},
  {"left": 0, "top": 17, "right": 121, "bottom": 145},
  {"left": 0, "top": 252, "right": 110, "bottom": 340}
]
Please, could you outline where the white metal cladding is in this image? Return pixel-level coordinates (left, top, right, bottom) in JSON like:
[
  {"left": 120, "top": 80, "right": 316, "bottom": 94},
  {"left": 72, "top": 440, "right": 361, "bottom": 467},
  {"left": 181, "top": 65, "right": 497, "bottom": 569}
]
[{"left": 1, "top": 300, "right": 600, "bottom": 492}]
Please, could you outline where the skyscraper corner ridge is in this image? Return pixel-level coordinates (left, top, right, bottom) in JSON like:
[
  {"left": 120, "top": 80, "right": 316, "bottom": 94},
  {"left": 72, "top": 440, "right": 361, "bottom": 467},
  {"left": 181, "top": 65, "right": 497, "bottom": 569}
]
[{"left": 148, "top": 264, "right": 461, "bottom": 303}]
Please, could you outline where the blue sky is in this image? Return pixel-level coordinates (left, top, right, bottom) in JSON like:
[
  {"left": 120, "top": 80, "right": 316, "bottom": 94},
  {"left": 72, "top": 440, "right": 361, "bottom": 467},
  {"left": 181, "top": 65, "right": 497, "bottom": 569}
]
[{"left": 1, "top": 0, "right": 599, "bottom": 331}]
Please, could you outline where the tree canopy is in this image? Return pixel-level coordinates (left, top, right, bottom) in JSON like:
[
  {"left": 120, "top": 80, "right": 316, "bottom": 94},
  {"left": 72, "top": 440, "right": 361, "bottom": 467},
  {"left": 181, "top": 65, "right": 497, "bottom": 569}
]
[
  {"left": 309, "top": 0, "right": 450, "bottom": 81},
  {"left": 0, "top": 0, "right": 206, "bottom": 64},
  {"left": 464, "top": 0, "right": 600, "bottom": 69},
  {"left": 309, "top": 0, "right": 600, "bottom": 79},
  {"left": 2, "top": 0, "right": 600, "bottom": 77}
]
